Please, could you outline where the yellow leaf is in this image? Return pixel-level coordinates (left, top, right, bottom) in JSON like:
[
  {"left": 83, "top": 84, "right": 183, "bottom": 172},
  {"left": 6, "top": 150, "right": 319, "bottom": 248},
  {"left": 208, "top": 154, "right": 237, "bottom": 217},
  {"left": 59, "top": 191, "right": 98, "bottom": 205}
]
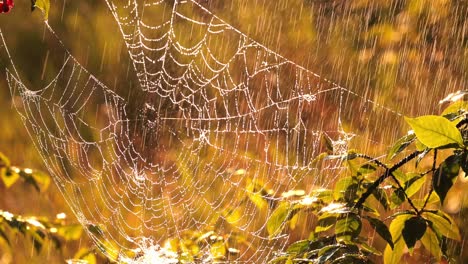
[{"left": 34, "top": 0, "right": 51, "bottom": 20}]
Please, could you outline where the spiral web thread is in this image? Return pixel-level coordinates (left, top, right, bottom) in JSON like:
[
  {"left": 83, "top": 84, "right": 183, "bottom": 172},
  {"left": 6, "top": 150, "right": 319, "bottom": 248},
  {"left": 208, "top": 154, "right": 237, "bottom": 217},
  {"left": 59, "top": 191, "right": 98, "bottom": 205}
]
[{"left": 3, "top": 0, "right": 405, "bottom": 263}]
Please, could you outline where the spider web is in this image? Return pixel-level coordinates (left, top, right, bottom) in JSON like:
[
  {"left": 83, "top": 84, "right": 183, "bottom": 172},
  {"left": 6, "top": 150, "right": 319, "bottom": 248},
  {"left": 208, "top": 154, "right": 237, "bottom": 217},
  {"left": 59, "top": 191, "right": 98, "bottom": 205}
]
[{"left": 2, "top": 0, "right": 405, "bottom": 263}]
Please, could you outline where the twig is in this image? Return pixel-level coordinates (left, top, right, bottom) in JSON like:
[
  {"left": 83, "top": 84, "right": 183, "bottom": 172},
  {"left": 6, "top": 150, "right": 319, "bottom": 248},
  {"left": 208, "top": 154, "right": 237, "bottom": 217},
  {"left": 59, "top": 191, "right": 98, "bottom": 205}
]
[{"left": 354, "top": 150, "right": 422, "bottom": 209}]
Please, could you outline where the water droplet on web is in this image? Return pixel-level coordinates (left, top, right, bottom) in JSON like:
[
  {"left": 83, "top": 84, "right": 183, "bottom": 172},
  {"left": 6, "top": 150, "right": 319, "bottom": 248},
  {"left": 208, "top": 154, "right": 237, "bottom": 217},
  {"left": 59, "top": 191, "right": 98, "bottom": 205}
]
[{"left": 302, "top": 94, "right": 316, "bottom": 102}]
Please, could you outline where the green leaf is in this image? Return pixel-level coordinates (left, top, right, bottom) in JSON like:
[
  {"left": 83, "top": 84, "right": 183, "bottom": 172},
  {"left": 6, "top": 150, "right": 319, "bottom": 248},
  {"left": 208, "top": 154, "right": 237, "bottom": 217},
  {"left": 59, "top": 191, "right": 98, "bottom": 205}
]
[
  {"left": 365, "top": 216, "right": 393, "bottom": 249},
  {"left": 87, "top": 224, "right": 104, "bottom": 237},
  {"left": 357, "top": 164, "right": 377, "bottom": 175},
  {"left": 432, "top": 155, "right": 460, "bottom": 204},
  {"left": 334, "top": 177, "right": 358, "bottom": 202},
  {"left": 246, "top": 179, "right": 269, "bottom": 210},
  {"left": 389, "top": 213, "right": 414, "bottom": 241},
  {"left": 422, "top": 211, "right": 461, "bottom": 241},
  {"left": 316, "top": 213, "right": 337, "bottom": 233},
  {"left": 317, "top": 244, "right": 342, "bottom": 263},
  {"left": 224, "top": 208, "right": 242, "bottom": 225},
  {"left": 372, "top": 188, "right": 389, "bottom": 210},
  {"left": 335, "top": 214, "right": 361, "bottom": 241},
  {"left": 390, "top": 188, "right": 406, "bottom": 209},
  {"left": 210, "top": 241, "right": 226, "bottom": 259},
  {"left": 390, "top": 173, "right": 426, "bottom": 207},
  {"left": 387, "top": 133, "right": 416, "bottom": 160},
  {"left": 75, "top": 249, "right": 97, "bottom": 264},
  {"left": 404, "top": 115, "right": 463, "bottom": 148},
  {"left": 383, "top": 237, "right": 405, "bottom": 264},
  {"left": 0, "top": 228, "right": 9, "bottom": 246},
  {"left": 402, "top": 216, "right": 427, "bottom": 251},
  {"left": 331, "top": 254, "right": 368, "bottom": 264},
  {"left": 31, "top": 171, "right": 51, "bottom": 191},
  {"left": 56, "top": 224, "right": 83, "bottom": 240},
  {"left": 420, "top": 227, "right": 442, "bottom": 261},
  {"left": 286, "top": 239, "right": 309, "bottom": 254},
  {"left": 32, "top": 0, "right": 50, "bottom": 20},
  {"left": 1, "top": 168, "right": 19, "bottom": 188},
  {"left": 358, "top": 240, "right": 381, "bottom": 256},
  {"left": 267, "top": 202, "right": 293, "bottom": 238},
  {"left": 460, "top": 151, "right": 468, "bottom": 175},
  {"left": 0, "top": 152, "right": 10, "bottom": 167},
  {"left": 442, "top": 100, "right": 468, "bottom": 116},
  {"left": 415, "top": 139, "right": 428, "bottom": 151}
]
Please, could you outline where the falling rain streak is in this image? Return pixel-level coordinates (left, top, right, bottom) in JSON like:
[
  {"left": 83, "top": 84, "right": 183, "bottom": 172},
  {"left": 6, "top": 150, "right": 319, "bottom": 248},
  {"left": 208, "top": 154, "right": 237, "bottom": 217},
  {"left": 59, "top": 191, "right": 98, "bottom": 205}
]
[{"left": 0, "top": 0, "right": 466, "bottom": 263}]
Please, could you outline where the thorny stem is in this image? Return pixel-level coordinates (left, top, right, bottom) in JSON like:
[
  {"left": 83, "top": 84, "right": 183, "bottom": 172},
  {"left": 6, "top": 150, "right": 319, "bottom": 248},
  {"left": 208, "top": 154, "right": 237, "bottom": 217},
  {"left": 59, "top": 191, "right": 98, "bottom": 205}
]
[
  {"left": 354, "top": 150, "right": 422, "bottom": 210},
  {"left": 389, "top": 173, "right": 420, "bottom": 214},
  {"left": 356, "top": 154, "right": 388, "bottom": 169},
  {"left": 358, "top": 152, "right": 422, "bottom": 213}
]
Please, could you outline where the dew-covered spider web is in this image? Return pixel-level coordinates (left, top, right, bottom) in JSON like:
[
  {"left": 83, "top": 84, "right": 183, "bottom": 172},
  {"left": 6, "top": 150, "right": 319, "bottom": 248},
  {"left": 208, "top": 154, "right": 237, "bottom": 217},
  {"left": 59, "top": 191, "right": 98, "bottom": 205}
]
[{"left": 1, "top": 0, "right": 411, "bottom": 263}]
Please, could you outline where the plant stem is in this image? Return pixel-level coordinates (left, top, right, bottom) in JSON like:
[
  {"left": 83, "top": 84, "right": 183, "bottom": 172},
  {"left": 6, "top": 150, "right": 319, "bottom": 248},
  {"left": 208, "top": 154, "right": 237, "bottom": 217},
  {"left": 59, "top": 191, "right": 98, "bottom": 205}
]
[{"left": 354, "top": 150, "right": 422, "bottom": 209}]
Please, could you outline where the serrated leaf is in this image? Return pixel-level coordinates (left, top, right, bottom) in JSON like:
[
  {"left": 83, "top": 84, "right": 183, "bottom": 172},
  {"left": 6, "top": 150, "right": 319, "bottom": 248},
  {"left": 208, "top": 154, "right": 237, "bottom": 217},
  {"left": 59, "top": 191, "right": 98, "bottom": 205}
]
[
  {"left": 420, "top": 227, "right": 442, "bottom": 261},
  {"left": 405, "top": 115, "right": 463, "bottom": 148},
  {"left": 433, "top": 155, "right": 460, "bottom": 204},
  {"left": 33, "top": 0, "right": 50, "bottom": 20},
  {"left": 422, "top": 211, "right": 460, "bottom": 241},
  {"left": 267, "top": 202, "right": 293, "bottom": 238},
  {"left": 387, "top": 133, "right": 416, "bottom": 160},
  {"left": 365, "top": 216, "right": 393, "bottom": 249},
  {"left": 402, "top": 216, "right": 426, "bottom": 251}
]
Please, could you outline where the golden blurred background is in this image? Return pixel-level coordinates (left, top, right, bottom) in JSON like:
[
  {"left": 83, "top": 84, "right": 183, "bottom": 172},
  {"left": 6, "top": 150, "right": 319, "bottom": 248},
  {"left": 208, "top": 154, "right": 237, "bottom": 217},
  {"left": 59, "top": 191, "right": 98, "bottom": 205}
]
[{"left": 0, "top": 0, "right": 466, "bottom": 263}]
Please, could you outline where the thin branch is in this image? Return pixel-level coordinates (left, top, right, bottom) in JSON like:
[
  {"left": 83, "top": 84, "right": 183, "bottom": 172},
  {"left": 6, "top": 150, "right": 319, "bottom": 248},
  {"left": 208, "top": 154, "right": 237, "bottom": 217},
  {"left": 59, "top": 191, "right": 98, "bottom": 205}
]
[
  {"left": 354, "top": 150, "right": 422, "bottom": 209},
  {"left": 356, "top": 154, "right": 389, "bottom": 169}
]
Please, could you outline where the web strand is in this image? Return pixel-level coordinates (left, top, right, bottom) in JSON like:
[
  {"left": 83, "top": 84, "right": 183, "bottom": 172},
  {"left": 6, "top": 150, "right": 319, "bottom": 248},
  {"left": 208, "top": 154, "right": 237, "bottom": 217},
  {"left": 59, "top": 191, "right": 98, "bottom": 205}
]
[{"left": 2, "top": 0, "right": 407, "bottom": 262}]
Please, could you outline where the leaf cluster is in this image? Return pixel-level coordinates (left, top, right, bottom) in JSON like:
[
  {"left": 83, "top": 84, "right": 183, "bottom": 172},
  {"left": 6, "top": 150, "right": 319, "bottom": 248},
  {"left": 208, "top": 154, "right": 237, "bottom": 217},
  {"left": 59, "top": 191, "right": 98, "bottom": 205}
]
[
  {"left": 266, "top": 97, "right": 468, "bottom": 263},
  {"left": 0, "top": 151, "right": 98, "bottom": 264}
]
